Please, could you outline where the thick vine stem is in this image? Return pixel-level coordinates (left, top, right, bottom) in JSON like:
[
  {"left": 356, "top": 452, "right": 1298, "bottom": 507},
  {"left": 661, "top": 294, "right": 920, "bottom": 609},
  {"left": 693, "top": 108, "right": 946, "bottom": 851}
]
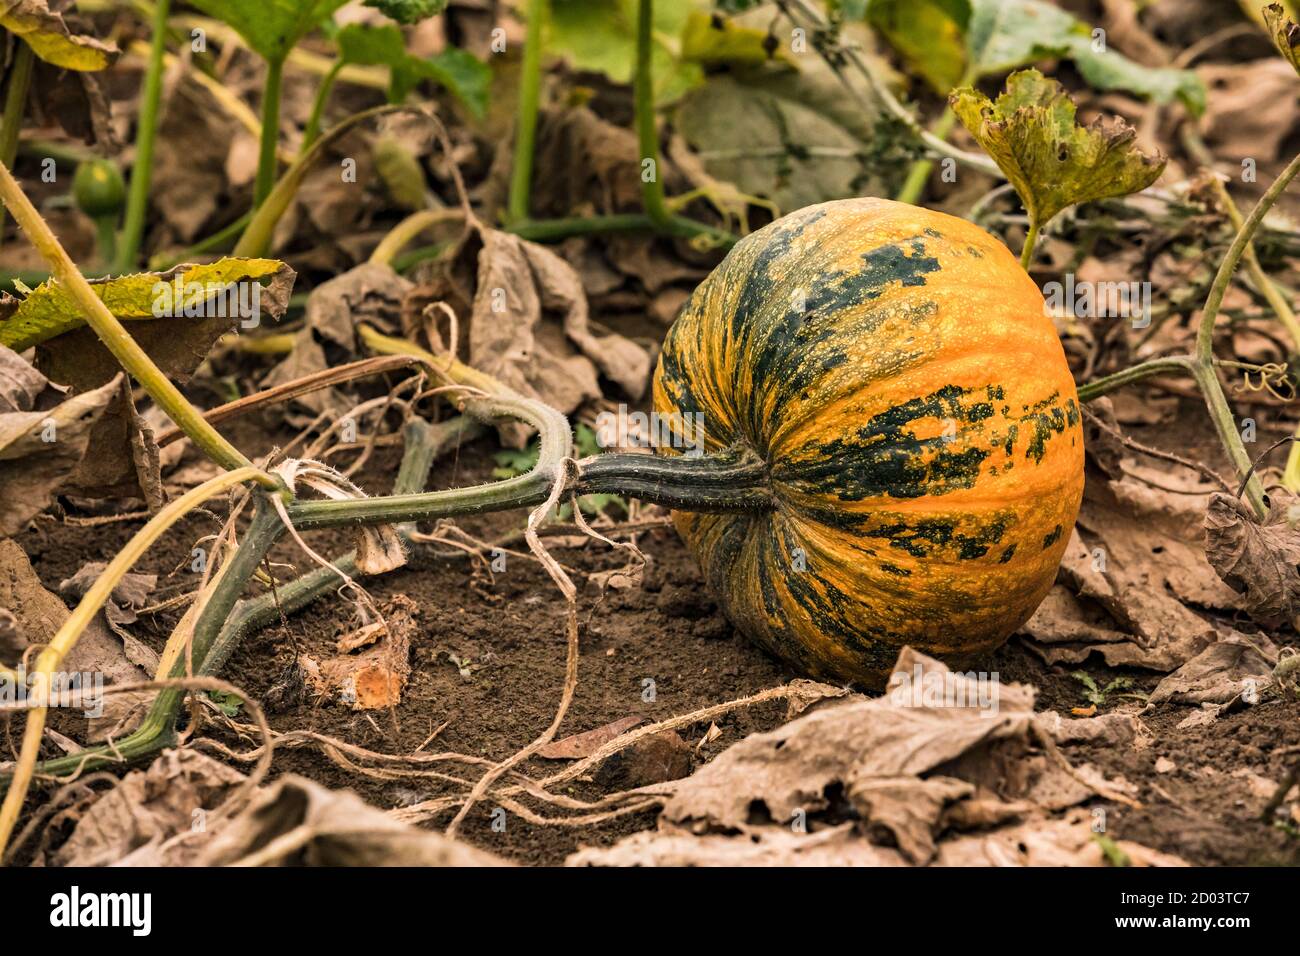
[
  {"left": 369, "top": 207, "right": 463, "bottom": 266},
  {"left": 1197, "top": 152, "right": 1300, "bottom": 366},
  {"left": 636, "top": 0, "right": 669, "bottom": 229},
  {"left": 0, "top": 41, "right": 33, "bottom": 170},
  {"left": 0, "top": 465, "right": 265, "bottom": 857},
  {"left": 1191, "top": 153, "right": 1300, "bottom": 516},
  {"left": 1191, "top": 362, "right": 1266, "bottom": 516},
  {"left": 0, "top": 160, "right": 275, "bottom": 484},
  {"left": 1209, "top": 176, "right": 1300, "bottom": 347},
  {"left": 633, "top": 0, "right": 738, "bottom": 248},
  {"left": 3, "top": 429, "right": 778, "bottom": 790},
  {"left": 1073, "top": 154, "right": 1300, "bottom": 518},
  {"left": 303, "top": 58, "right": 344, "bottom": 149},
  {"left": 1020, "top": 221, "right": 1041, "bottom": 271},
  {"left": 287, "top": 393, "right": 574, "bottom": 530}
]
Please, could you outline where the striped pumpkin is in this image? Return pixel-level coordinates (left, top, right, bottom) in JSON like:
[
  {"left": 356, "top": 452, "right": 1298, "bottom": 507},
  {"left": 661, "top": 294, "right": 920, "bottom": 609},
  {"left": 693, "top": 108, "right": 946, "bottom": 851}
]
[{"left": 652, "top": 198, "right": 1084, "bottom": 687}]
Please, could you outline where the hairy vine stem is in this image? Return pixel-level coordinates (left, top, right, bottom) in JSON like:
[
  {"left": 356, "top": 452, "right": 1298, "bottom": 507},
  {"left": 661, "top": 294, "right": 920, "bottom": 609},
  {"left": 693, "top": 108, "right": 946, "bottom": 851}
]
[
  {"left": 2, "top": 395, "right": 773, "bottom": 797},
  {"left": 254, "top": 56, "right": 285, "bottom": 209}
]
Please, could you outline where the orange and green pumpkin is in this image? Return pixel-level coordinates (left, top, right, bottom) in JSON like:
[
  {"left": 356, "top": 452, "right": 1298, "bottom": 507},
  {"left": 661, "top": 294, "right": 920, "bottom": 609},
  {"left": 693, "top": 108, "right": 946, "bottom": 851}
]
[{"left": 651, "top": 197, "right": 1084, "bottom": 687}]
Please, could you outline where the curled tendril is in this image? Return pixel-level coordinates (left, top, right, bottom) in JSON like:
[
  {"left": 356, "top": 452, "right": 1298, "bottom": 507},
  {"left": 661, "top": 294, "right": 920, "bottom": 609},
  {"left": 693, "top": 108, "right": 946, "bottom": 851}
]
[{"left": 1224, "top": 360, "right": 1296, "bottom": 401}]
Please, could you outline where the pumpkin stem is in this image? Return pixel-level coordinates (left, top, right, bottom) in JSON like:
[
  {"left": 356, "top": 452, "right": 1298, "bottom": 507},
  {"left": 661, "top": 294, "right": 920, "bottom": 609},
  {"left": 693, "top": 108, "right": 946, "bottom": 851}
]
[{"left": 577, "top": 446, "right": 773, "bottom": 512}]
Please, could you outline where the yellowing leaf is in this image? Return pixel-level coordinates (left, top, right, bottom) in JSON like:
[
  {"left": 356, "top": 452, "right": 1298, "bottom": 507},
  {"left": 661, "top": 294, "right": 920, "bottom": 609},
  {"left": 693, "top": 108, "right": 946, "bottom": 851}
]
[
  {"left": 865, "top": 0, "right": 969, "bottom": 93},
  {"left": 680, "top": 10, "right": 781, "bottom": 69},
  {"left": 0, "top": 258, "right": 295, "bottom": 353},
  {"left": 1263, "top": 2, "right": 1300, "bottom": 77},
  {"left": 1247, "top": 0, "right": 1300, "bottom": 31},
  {"left": 0, "top": 0, "right": 119, "bottom": 71},
  {"left": 950, "top": 69, "right": 1165, "bottom": 230}
]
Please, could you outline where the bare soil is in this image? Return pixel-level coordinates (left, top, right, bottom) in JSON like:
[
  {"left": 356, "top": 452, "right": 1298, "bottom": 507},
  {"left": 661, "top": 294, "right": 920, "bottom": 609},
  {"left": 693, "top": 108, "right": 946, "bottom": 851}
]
[{"left": 13, "top": 411, "right": 1300, "bottom": 867}]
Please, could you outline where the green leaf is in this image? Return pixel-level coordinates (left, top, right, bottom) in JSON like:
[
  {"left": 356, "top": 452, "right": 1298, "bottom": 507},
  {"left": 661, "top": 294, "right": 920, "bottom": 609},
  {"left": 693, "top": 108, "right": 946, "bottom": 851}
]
[
  {"left": 1264, "top": 2, "right": 1300, "bottom": 78},
  {"left": 1063, "top": 34, "right": 1206, "bottom": 115},
  {"left": 574, "top": 492, "right": 626, "bottom": 517},
  {"left": 675, "top": 69, "right": 891, "bottom": 212},
  {"left": 0, "top": 259, "right": 294, "bottom": 352},
  {"left": 864, "top": 0, "right": 970, "bottom": 93},
  {"left": 363, "top": 0, "right": 449, "bottom": 25},
  {"left": 1093, "top": 834, "right": 1131, "bottom": 867},
  {"left": 950, "top": 69, "right": 1166, "bottom": 230},
  {"left": 0, "top": 0, "right": 119, "bottom": 71},
  {"left": 546, "top": 0, "right": 703, "bottom": 104},
  {"left": 492, "top": 443, "right": 539, "bottom": 479},
  {"left": 965, "top": 0, "right": 1075, "bottom": 76},
  {"left": 574, "top": 422, "right": 603, "bottom": 458},
  {"left": 396, "top": 48, "right": 493, "bottom": 118},
  {"left": 832, "top": 0, "right": 869, "bottom": 17},
  {"left": 493, "top": 424, "right": 604, "bottom": 480},
  {"left": 336, "top": 23, "right": 490, "bottom": 117},
  {"left": 868, "top": 0, "right": 1205, "bottom": 111},
  {"left": 206, "top": 689, "right": 245, "bottom": 717},
  {"left": 336, "top": 22, "right": 407, "bottom": 66},
  {"left": 187, "top": 0, "right": 349, "bottom": 62}
]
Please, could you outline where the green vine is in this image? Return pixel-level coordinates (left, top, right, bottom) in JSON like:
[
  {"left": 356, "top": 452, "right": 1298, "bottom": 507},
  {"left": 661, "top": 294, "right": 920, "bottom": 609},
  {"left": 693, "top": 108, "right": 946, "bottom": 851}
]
[{"left": 114, "top": 0, "right": 171, "bottom": 273}]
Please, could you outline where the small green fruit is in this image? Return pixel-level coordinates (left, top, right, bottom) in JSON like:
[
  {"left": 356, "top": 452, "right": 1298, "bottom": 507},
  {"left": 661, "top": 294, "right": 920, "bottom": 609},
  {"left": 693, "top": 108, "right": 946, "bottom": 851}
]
[{"left": 72, "top": 158, "right": 126, "bottom": 219}]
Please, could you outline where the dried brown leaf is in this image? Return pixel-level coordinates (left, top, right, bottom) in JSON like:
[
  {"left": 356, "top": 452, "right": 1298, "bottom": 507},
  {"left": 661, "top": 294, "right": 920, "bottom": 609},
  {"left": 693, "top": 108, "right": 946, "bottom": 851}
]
[
  {"left": 0, "top": 374, "right": 119, "bottom": 534},
  {"left": 0, "top": 342, "right": 49, "bottom": 412},
  {"left": 52, "top": 749, "right": 245, "bottom": 867},
  {"left": 1021, "top": 471, "right": 1243, "bottom": 671},
  {"left": 58, "top": 561, "right": 156, "bottom": 626},
  {"left": 1204, "top": 492, "right": 1300, "bottom": 629},
  {"left": 192, "top": 775, "right": 508, "bottom": 867},
  {"left": 419, "top": 222, "right": 652, "bottom": 446},
  {"left": 1148, "top": 634, "right": 1278, "bottom": 708}
]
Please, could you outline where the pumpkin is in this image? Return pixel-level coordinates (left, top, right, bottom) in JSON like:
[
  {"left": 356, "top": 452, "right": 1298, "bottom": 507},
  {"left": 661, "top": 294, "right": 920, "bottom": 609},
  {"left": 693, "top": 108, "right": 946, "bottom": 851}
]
[{"left": 652, "top": 197, "right": 1084, "bottom": 687}]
